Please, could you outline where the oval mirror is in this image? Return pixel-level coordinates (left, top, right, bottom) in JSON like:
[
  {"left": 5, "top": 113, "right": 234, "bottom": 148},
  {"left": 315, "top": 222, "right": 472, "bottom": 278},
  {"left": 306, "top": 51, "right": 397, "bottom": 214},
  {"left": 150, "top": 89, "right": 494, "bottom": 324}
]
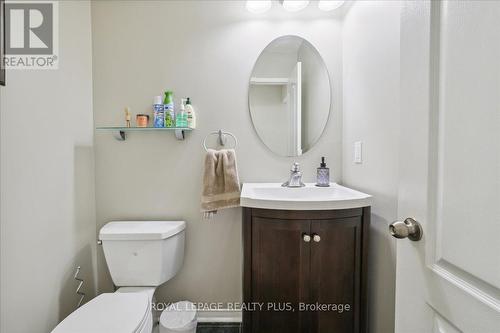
[{"left": 249, "top": 36, "right": 331, "bottom": 157}]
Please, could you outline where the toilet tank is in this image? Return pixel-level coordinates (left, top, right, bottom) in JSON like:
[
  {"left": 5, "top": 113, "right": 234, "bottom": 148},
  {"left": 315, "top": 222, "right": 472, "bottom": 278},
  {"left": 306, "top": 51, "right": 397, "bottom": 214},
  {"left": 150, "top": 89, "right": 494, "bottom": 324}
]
[{"left": 99, "top": 221, "right": 186, "bottom": 287}]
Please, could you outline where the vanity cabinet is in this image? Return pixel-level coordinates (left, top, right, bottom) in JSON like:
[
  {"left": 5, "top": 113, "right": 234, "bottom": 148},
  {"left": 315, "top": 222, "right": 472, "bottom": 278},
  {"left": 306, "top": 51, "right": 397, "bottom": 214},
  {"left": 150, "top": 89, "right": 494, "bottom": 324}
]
[{"left": 243, "top": 207, "right": 370, "bottom": 333}]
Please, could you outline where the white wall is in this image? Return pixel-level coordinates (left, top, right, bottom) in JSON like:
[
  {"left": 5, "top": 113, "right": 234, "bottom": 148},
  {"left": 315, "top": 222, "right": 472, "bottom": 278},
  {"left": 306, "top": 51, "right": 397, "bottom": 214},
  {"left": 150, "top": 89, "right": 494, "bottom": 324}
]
[
  {"left": 91, "top": 0, "right": 343, "bottom": 308},
  {"left": 342, "top": 2, "right": 401, "bottom": 333},
  {"left": 0, "top": 2, "right": 96, "bottom": 332},
  {"left": 252, "top": 49, "right": 298, "bottom": 78}
]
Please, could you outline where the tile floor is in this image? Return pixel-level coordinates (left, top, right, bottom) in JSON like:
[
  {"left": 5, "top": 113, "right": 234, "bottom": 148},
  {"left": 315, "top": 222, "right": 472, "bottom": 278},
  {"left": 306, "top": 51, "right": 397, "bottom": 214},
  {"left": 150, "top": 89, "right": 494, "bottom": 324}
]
[
  {"left": 197, "top": 322, "right": 242, "bottom": 333},
  {"left": 153, "top": 322, "right": 242, "bottom": 333}
]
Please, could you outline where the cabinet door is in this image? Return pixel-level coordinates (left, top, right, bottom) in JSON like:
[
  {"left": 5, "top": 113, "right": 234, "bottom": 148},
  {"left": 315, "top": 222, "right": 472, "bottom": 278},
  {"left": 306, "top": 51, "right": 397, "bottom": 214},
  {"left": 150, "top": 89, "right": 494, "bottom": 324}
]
[
  {"left": 251, "top": 217, "right": 311, "bottom": 333},
  {"left": 310, "top": 218, "right": 362, "bottom": 333}
]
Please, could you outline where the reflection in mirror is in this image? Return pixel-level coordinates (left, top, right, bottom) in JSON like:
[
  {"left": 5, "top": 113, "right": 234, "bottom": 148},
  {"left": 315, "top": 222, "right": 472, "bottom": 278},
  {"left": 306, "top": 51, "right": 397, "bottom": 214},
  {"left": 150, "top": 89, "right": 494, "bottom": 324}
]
[{"left": 249, "top": 36, "right": 331, "bottom": 157}]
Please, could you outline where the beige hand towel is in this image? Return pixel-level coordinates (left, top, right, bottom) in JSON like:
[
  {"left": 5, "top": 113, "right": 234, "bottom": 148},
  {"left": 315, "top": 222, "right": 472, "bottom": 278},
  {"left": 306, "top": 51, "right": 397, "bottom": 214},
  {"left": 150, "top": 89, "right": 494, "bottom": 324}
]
[{"left": 201, "top": 149, "right": 241, "bottom": 218}]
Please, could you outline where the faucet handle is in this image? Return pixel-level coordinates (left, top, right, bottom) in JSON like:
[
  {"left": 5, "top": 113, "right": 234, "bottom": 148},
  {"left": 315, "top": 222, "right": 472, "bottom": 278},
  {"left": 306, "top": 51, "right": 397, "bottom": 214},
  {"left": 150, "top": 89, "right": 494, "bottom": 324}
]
[{"left": 291, "top": 162, "right": 300, "bottom": 172}]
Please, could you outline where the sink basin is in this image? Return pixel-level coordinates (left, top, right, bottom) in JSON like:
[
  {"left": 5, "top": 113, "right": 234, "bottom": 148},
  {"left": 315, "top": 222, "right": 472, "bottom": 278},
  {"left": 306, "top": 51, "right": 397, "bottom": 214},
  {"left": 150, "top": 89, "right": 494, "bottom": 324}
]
[{"left": 240, "top": 183, "right": 372, "bottom": 210}]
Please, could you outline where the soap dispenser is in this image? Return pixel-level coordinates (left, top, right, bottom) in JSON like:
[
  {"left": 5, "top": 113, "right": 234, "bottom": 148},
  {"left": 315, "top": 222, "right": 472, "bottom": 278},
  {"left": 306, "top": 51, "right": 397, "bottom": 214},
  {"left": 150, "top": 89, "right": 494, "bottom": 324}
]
[
  {"left": 316, "top": 157, "right": 330, "bottom": 187},
  {"left": 176, "top": 99, "right": 187, "bottom": 128},
  {"left": 185, "top": 97, "right": 196, "bottom": 129}
]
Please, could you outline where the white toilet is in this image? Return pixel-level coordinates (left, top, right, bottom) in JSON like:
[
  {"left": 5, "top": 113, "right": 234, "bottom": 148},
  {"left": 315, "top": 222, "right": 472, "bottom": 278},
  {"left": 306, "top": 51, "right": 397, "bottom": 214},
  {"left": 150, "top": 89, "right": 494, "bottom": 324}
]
[{"left": 52, "top": 221, "right": 186, "bottom": 333}]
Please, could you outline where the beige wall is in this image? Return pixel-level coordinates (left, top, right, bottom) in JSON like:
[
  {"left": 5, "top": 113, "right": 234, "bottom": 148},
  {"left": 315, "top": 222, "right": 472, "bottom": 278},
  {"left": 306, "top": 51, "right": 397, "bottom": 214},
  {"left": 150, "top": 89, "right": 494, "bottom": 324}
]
[
  {"left": 0, "top": 1, "right": 96, "bottom": 332},
  {"left": 91, "top": 0, "right": 343, "bottom": 307},
  {"left": 342, "top": 2, "right": 401, "bottom": 333}
]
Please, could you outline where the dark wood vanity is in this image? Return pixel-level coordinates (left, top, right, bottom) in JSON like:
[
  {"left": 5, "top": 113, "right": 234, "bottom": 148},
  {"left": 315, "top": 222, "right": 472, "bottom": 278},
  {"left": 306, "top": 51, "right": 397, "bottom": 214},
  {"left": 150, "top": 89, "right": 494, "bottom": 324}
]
[{"left": 243, "top": 207, "right": 370, "bottom": 333}]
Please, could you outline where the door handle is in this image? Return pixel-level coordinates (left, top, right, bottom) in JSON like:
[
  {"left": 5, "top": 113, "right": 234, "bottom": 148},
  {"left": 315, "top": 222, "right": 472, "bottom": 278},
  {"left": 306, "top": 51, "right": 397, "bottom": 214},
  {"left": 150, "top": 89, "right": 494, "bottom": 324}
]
[
  {"left": 389, "top": 218, "right": 423, "bottom": 241},
  {"left": 303, "top": 233, "right": 311, "bottom": 242},
  {"left": 312, "top": 234, "right": 321, "bottom": 243}
]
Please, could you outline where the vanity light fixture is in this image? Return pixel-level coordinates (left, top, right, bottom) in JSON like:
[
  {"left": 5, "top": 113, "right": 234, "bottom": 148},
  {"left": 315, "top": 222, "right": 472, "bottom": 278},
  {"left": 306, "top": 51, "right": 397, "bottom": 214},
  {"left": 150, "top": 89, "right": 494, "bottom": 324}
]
[
  {"left": 281, "top": 0, "right": 310, "bottom": 12},
  {"left": 247, "top": 0, "right": 342, "bottom": 14},
  {"left": 246, "top": 0, "right": 272, "bottom": 14},
  {"left": 318, "top": 0, "right": 345, "bottom": 11}
]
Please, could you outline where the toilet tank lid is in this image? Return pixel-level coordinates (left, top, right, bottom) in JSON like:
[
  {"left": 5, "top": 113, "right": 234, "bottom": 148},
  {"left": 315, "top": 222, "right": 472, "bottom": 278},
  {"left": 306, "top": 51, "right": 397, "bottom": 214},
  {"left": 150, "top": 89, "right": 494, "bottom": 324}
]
[{"left": 99, "top": 221, "right": 186, "bottom": 241}]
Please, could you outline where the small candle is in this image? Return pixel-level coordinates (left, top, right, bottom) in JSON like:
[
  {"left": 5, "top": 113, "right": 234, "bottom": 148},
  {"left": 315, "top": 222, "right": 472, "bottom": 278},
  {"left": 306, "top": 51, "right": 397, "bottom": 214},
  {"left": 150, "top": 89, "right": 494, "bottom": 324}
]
[{"left": 136, "top": 114, "right": 150, "bottom": 127}]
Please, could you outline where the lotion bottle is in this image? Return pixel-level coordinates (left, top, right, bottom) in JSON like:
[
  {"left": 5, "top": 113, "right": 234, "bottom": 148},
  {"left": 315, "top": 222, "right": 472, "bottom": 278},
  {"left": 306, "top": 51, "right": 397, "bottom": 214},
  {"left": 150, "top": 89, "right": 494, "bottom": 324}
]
[{"left": 186, "top": 97, "right": 196, "bottom": 129}]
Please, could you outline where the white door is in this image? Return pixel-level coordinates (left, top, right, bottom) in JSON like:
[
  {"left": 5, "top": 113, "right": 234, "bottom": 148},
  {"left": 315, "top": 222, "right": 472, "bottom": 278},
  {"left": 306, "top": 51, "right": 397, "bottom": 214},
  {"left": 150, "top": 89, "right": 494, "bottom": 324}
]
[
  {"left": 288, "top": 61, "right": 302, "bottom": 156},
  {"left": 395, "top": 1, "right": 500, "bottom": 332}
]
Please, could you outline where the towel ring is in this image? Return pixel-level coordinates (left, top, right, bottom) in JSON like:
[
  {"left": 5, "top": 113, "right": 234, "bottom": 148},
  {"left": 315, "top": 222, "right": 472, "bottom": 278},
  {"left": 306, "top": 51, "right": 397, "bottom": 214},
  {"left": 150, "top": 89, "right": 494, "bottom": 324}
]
[{"left": 203, "top": 130, "right": 238, "bottom": 152}]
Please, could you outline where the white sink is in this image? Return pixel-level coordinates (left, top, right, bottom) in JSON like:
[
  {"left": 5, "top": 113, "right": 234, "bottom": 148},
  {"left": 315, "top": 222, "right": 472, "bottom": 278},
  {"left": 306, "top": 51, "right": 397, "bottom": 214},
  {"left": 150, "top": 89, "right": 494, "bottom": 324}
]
[{"left": 240, "top": 183, "right": 372, "bottom": 210}]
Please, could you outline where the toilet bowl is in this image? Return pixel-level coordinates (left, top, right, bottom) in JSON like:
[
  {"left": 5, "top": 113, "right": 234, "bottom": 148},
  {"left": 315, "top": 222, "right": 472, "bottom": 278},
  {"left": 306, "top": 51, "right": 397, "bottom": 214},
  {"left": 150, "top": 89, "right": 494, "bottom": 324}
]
[{"left": 51, "top": 221, "right": 186, "bottom": 333}]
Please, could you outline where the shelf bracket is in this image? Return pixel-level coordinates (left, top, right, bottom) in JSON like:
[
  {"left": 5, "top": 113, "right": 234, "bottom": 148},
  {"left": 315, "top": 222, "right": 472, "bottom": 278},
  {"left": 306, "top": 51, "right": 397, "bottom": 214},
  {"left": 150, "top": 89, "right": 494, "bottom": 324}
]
[
  {"left": 174, "top": 129, "right": 185, "bottom": 140},
  {"left": 113, "top": 130, "right": 126, "bottom": 141}
]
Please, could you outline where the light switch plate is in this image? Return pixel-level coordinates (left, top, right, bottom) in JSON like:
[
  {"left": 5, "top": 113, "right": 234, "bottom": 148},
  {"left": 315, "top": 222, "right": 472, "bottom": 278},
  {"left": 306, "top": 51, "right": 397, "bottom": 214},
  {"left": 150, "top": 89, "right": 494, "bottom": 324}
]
[{"left": 354, "top": 141, "right": 362, "bottom": 164}]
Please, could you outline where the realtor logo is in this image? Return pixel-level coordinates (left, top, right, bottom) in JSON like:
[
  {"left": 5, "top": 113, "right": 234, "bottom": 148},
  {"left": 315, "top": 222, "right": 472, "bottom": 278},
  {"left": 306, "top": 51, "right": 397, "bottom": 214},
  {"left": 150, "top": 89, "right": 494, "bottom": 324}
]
[{"left": 4, "top": 1, "right": 58, "bottom": 69}]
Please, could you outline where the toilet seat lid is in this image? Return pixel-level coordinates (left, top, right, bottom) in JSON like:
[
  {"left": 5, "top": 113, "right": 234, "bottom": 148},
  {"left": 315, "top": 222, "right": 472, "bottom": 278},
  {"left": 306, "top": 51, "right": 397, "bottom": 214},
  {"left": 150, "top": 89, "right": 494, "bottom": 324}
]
[{"left": 51, "top": 293, "right": 150, "bottom": 333}]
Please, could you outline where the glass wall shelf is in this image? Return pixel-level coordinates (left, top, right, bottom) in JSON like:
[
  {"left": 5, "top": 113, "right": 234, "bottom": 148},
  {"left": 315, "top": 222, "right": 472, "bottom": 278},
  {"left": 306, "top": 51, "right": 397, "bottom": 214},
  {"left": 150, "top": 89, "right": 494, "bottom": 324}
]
[{"left": 96, "top": 126, "right": 192, "bottom": 141}]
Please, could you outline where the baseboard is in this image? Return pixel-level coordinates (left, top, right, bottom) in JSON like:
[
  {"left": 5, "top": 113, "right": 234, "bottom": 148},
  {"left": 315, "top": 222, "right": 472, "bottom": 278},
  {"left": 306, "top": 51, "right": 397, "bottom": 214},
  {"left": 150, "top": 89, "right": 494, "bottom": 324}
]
[{"left": 196, "top": 309, "right": 242, "bottom": 323}]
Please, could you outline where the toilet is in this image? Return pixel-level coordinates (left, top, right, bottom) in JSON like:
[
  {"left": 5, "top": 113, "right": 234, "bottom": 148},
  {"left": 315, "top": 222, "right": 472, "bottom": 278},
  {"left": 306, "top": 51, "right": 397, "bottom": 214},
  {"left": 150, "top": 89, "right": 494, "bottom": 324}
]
[{"left": 52, "top": 221, "right": 186, "bottom": 333}]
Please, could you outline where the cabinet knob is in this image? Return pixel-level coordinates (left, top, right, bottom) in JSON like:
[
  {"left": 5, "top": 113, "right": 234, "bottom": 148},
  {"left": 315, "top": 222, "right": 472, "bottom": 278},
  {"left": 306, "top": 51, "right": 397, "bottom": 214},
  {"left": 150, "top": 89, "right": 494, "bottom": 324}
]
[
  {"left": 303, "top": 233, "right": 311, "bottom": 242},
  {"left": 312, "top": 234, "right": 321, "bottom": 243}
]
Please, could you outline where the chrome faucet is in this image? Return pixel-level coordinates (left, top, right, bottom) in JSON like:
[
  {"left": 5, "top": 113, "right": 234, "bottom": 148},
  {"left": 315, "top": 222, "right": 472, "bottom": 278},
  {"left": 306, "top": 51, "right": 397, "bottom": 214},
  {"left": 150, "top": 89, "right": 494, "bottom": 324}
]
[{"left": 282, "top": 162, "right": 305, "bottom": 188}]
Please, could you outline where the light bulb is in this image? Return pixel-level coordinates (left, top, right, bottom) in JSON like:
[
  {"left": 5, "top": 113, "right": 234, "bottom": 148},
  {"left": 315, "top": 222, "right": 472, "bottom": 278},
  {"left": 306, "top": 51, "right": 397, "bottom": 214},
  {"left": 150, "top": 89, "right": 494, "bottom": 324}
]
[
  {"left": 282, "top": 0, "right": 310, "bottom": 12},
  {"left": 246, "top": 0, "right": 272, "bottom": 14},
  {"left": 318, "top": 0, "right": 345, "bottom": 11}
]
